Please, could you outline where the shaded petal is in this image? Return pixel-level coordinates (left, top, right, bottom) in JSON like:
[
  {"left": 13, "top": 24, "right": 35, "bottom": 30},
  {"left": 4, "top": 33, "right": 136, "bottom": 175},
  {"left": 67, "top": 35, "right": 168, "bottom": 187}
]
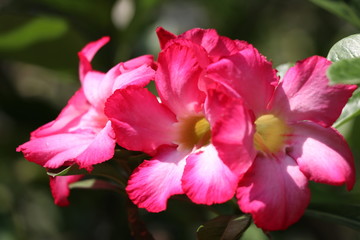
[
  {"left": 182, "top": 144, "right": 238, "bottom": 204},
  {"left": 89, "top": 60, "right": 155, "bottom": 111},
  {"left": 237, "top": 153, "right": 310, "bottom": 231},
  {"left": 288, "top": 121, "right": 355, "bottom": 190},
  {"left": 31, "top": 89, "right": 90, "bottom": 137},
  {"left": 105, "top": 87, "right": 177, "bottom": 155},
  {"left": 156, "top": 27, "right": 176, "bottom": 50},
  {"left": 49, "top": 175, "right": 84, "bottom": 206},
  {"left": 126, "top": 146, "right": 186, "bottom": 212},
  {"left": 179, "top": 28, "right": 250, "bottom": 60},
  {"left": 17, "top": 132, "right": 96, "bottom": 168},
  {"left": 205, "top": 87, "right": 256, "bottom": 176},
  {"left": 82, "top": 71, "right": 106, "bottom": 108},
  {"left": 78, "top": 36, "right": 110, "bottom": 82},
  {"left": 271, "top": 56, "right": 357, "bottom": 126},
  {"left": 156, "top": 39, "right": 209, "bottom": 117},
  {"left": 76, "top": 121, "right": 116, "bottom": 169},
  {"left": 206, "top": 47, "right": 277, "bottom": 116}
]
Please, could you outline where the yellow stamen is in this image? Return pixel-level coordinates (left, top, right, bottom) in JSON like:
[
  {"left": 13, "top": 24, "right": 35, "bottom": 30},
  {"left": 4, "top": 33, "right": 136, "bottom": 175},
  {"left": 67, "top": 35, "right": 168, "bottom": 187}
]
[
  {"left": 174, "top": 116, "right": 211, "bottom": 150},
  {"left": 254, "top": 114, "right": 289, "bottom": 154}
]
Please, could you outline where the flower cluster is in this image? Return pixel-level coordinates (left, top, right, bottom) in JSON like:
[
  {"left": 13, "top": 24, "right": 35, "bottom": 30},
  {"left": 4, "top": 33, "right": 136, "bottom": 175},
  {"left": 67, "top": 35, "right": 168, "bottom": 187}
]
[{"left": 17, "top": 27, "right": 356, "bottom": 231}]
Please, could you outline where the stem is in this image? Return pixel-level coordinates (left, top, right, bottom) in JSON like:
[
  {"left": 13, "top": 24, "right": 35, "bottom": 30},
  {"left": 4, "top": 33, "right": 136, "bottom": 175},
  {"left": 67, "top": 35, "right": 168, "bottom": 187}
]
[{"left": 126, "top": 198, "right": 155, "bottom": 240}]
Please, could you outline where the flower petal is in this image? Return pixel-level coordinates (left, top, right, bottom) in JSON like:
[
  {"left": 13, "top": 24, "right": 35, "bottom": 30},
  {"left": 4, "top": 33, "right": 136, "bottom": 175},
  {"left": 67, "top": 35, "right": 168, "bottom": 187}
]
[
  {"left": 271, "top": 56, "right": 357, "bottom": 126},
  {"left": 78, "top": 36, "right": 110, "bottom": 82},
  {"left": 82, "top": 71, "right": 106, "bottom": 108},
  {"left": 105, "top": 87, "right": 177, "bottom": 155},
  {"left": 156, "top": 39, "right": 209, "bottom": 117},
  {"left": 156, "top": 27, "right": 176, "bottom": 49},
  {"left": 17, "top": 132, "right": 96, "bottom": 168},
  {"left": 49, "top": 175, "right": 83, "bottom": 206},
  {"left": 76, "top": 121, "right": 116, "bottom": 169},
  {"left": 205, "top": 87, "right": 256, "bottom": 176},
  {"left": 236, "top": 153, "right": 310, "bottom": 231},
  {"left": 288, "top": 121, "right": 355, "bottom": 190},
  {"left": 182, "top": 144, "right": 238, "bottom": 204},
  {"left": 179, "top": 28, "right": 250, "bottom": 60},
  {"left": 206, "top": 47, "right": 277, "bottom": 116},
  {"left": 126, "top": 146, "right": 186, "bottom": 212},
  {"left": 31, "top": 89, "right": 90, "bottom": 137}
]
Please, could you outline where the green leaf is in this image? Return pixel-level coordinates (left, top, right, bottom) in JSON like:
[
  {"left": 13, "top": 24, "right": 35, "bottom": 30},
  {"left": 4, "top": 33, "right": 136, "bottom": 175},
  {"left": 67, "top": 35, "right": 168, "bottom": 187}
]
[
  {"left": 327, "top": 34, "right": 360, "bottom": 62},
  {"left": 0, "top": 16, "right": 68, "bottom": 50},
  {"left": 47, "top": 160, "right": 128, "bottom": 187},
  {"left": 333, "top": 88, "right": 360, "bottom": 128},
  {"left": 327, "top": 58, "right": 360, "bottom": 85},
  {"left": 306, "top": 203, "right": 360, "bottom": 231},
  {"left": 69, "top": 179, "right": 122, "bottom": 193},
  {"left": 197, "top": 215, "right": 251, "bottom": 240},
  {"left": 47, "top": 165, "right": 88, "bottom": 177},
  {"left": 309, "top": 0, "right": 360, "bottom": 28}
]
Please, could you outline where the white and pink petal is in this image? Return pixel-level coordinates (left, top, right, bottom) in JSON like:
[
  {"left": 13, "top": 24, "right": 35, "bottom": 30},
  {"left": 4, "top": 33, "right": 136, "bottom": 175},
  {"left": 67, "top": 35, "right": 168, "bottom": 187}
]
[
  {"left": 182, "top": 144, "right": 239, "bottom": 205},
  {"left": 236, "top": 153, "right": 310, "bottom": 231},
  {"left": 288, "top": 121, "right": 355, "bottom": 190},
  {"left": 126, "top": 146, "right": 186, "bottom": 212},
  {"left": 271, "top": 56, "right": 357, "bottom": 126}
]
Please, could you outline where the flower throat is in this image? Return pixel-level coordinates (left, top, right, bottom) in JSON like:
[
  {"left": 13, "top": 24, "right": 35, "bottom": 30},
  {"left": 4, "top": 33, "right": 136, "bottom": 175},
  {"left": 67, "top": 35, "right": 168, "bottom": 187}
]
[{"left": 253, "top": 114, "right": 289, "bottom": 154}]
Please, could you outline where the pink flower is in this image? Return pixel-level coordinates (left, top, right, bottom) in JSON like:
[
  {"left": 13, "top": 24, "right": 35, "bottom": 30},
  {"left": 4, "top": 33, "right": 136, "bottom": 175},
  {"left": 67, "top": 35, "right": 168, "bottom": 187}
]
[
  {"left": 206, "top": 48, "right": 356, "bottom": 230},
  {"left": 50, "top": 175, "right": 84, "bottom": 206},
  {"left": 105, "top": 28, "right": 256, "bottom": 212},
  {"left": 17, "top": 37, "right": 155, "bottom": 171}
]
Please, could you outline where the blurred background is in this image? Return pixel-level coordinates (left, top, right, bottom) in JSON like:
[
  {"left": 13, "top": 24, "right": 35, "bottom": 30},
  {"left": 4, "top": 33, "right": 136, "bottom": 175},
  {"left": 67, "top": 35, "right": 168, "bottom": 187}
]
[{"left": 1, "top": 0, "right": 360, "bottom": 239}]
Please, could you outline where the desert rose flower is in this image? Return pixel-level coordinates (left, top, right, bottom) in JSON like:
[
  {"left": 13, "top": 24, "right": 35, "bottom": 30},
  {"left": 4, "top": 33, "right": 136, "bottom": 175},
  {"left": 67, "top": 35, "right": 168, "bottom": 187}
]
[
  {"left": 50, "top": 175, "right": 84, "bottom": 206},
  {"left": 17, "top": 37, "right": 155, "bottom": 171},
  {"left": 206, "top": 47, "right": 356, "bottom": 230},
  {"left": 105, "top": 28, "right": 256, "bottom": 212}
]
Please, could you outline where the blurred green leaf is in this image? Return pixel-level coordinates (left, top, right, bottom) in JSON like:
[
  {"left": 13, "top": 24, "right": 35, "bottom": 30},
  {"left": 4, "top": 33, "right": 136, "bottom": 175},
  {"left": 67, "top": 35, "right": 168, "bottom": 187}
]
[
  {"left": 327, "top": 34, "right": 360, "bottom": 62},
  {"left": 327, "top": 58, "right": 360, "bottom": 85},
  {"left": 47, "top": 159, "right": 128, "bottom": 187},
  {"left": 306, "top": 203, "right": 360, "bottom": 231},
  {"left": 309, "top": 0, "right": 360, "bottom": 28},
  {"left": 69, "top": 178, "right": 122, "bottom": 193},
  {"left": 197, "top": 215, "right": 251, "bottom": 240},
  {"left": 0, "top": 16, "right": 68, "bottom": 50},
  {"left": 276, "top": 62, "right": 294, "bottom": 79},
  {"left": 333, "top": 88, "right": 360, "bottom": 128}
]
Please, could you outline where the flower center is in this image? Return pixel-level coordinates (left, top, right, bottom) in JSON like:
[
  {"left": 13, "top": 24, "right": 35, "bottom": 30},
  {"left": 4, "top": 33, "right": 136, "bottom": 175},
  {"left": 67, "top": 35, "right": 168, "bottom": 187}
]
[
  {"left": 174, "top": 116, "right": 211, "bottom": 151},
  {"left": 253, "top": 114, "right": 289, "bottom": 154}
]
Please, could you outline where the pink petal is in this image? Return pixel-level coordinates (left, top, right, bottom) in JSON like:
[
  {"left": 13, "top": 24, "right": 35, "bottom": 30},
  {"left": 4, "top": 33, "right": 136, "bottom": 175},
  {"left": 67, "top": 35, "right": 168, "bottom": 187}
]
[
  {"left": 82, "top": 71, "right": 106, "bottom": 109},
  {"left": 236, "top": 153, "right": 310, "bottom": 231},
  {"left": 156, "top": 39, "right": 209, "bottom": 117},
  {"left": 50, "top": 175, "right": 83, "bottom": 206},
  {"left": 87, "top": 61, "right": 155, "bottom": 111},
  {"left": 105, "top": 87, "right": 177, "bottom": 155},
  {"left": 126, "top": 146, "right": 186, "bottom": 212},
  {"left": 271, "top": 56, "right": 357, "bottom": 127},
  {"left": 31, "top": 89, "right": 90, "bottom": 137},
  {"left": 119, "top": 55, "right": 155, "bottom": 71},
  {"left": 205, "top": 87, "right": 256, "bottom": 176},
  {"left": 156, "top": 27, "right": 176, "bottom": 50},
  {"left": 76, "top": 121, "right": 116, "bottom": 169},
  {"left": 288, "top": 121, "right": 355, "bottom": 190},
  {"left": 206, "top": 47, "right": 277, "bottom": 116},
  {"left": 182, "top": 144, "right": 239, "bottom": 204},
  {"left": 179, "top": 28, "right": 250, "bottom": 60},
  {"left": 78, "top": 36, "right": 110, "bottom": 82},
  {"left": 17, "top": 132, "right": 97, "bottom": 168}
]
